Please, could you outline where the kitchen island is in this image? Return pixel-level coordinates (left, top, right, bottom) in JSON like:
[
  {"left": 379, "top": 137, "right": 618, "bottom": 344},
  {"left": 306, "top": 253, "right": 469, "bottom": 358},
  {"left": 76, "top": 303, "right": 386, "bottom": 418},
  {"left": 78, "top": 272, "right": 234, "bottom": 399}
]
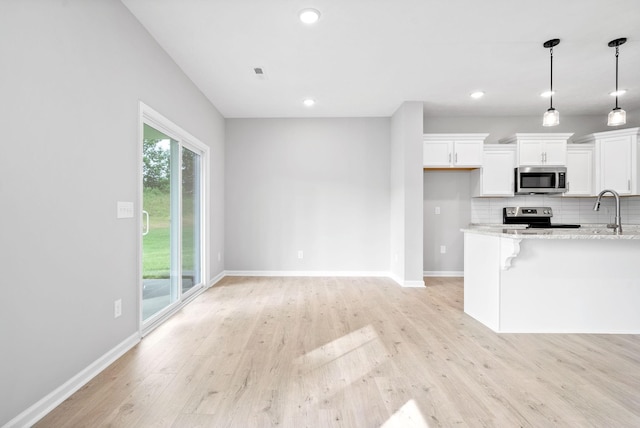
[{"left": 462, "top": 226, "right": 640, "bottom": 333}]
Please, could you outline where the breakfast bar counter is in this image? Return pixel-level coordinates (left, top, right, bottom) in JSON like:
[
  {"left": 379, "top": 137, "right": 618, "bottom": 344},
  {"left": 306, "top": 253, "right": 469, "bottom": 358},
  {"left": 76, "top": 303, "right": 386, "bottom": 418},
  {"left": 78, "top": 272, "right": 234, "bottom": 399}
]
[
  {"left": 462, "top": 225, "right": 640, "bottom": 333},
  {"left": 462, "top": 225, "right": 640, "bottom": 240}
]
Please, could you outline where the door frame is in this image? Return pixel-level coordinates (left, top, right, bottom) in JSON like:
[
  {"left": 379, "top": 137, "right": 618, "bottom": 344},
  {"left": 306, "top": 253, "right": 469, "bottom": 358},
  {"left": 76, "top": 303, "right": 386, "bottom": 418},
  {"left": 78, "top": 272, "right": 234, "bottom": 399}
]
[{"left": 137, "top": 102, "right": 210, "bottom": 336}]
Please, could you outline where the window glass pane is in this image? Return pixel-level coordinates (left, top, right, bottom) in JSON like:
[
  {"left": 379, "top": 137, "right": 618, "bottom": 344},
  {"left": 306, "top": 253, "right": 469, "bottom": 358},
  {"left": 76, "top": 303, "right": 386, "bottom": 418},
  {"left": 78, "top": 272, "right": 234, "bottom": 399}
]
[
  {"left": 142, "top": 124, "right": 179, "bottom": 320},
  {"left": 182, "top": 147, "right": 201, "bottom": 294}
]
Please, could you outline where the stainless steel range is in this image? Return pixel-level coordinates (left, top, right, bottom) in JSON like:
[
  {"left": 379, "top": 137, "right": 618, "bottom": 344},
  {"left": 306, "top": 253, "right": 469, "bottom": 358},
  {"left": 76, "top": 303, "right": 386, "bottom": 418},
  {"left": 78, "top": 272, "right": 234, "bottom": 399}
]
[{"left": 502, "top": 206, "right": 581, "bottom": 229}]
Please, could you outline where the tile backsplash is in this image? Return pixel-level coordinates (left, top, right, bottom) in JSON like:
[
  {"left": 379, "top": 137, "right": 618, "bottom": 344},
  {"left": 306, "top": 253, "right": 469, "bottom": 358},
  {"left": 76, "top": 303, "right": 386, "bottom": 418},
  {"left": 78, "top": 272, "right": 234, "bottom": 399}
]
[{"left": 471, "top": 195, "right": 640, "bottom": 225}]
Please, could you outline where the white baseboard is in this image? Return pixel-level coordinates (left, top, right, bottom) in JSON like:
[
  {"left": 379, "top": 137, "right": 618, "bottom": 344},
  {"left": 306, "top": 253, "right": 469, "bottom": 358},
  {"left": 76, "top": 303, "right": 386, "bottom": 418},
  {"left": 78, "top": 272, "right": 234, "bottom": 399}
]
[
  {"left": 423, "top": 271, "right": 464, "bottom": 277},
  {"left": 224, "top": 270, "right": 426, "bottom": 287},
  {"left": 208, "top": 270, "right": 226, "bottom": 287},
  {"left": 224, "top": 270, "right": 391, "bottom": 278},
  {"left": 5, "top": 332, "right": 140, "bottom": 428},
  {"left": 402, "top": 280, "right": 426, "bottom": 287},
  {"left": 384, "top": 272, "right": 426, "bottom": 288}
]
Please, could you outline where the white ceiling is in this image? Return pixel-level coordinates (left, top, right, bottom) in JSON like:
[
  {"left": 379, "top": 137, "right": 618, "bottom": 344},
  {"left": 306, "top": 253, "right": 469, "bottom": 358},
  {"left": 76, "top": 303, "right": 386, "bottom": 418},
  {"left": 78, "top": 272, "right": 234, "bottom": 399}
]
[{"left": 122, "top": 0, "right": 640, "bottom": 119}]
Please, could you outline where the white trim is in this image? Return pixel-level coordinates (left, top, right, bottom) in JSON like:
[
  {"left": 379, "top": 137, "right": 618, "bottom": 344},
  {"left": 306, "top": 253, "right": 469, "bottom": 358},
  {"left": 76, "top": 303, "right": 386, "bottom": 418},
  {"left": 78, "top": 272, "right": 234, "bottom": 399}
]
[
  {"left": 388, "top": 272, "right": 403, "bottom": 286},
  {"left": 208, "top": 270, "right": 226, "bottom": 288},
  {"left": 423, "top": 271, "right": 464, "bottom": 277},
  {"left": 4, "top": 333, "right": 140, "bottom": 428},
  {"left": 402, "top": 280, "right": 426, "bottom": 288},
  {"left": 224, "top": 270, "right": 391, "bottom": 278},
  {"left": 386, "top": 272, "right": 426, "bottom": 287},
  {"left": 223, "top": 271, "right": 425, "bottom": 287}
]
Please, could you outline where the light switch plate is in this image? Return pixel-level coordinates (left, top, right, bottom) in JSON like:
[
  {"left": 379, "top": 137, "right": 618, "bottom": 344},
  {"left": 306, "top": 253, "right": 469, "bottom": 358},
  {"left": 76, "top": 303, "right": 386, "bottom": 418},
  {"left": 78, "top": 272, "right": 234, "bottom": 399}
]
[{"left": 117, "top": 201, "right": 134, "bottom": 219}]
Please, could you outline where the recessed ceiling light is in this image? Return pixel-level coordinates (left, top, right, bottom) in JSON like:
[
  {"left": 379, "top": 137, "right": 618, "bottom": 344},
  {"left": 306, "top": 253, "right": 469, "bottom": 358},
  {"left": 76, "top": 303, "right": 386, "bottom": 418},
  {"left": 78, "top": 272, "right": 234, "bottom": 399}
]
[
  {"left": 540, "top": 90, "right": 555, "bottom": 98},
  {"left": 610, "top": 89, "right": 627, "bottom": 96},
  {"left": 470, "top": 91, "right": 485, "bottom": 99},
  {"left": 299, "top": 8, "right": 320, "bottom": 24},
  {"left": 303, "top": 98, "right": 316, "bottom": 107}
]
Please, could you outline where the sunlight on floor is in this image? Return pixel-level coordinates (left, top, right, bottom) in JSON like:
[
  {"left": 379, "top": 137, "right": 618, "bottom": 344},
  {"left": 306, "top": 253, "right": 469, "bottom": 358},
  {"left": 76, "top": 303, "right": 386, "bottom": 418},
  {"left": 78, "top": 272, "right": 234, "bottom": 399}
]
[
  {"left": 295, "top": 325, "right": 429, "bottom": 425},
  {"left": 381, "top": 399, "right": 429, "bottom": 428},
  {"left": 294, "top": 325, "right": 388, "bottom": 410},
  {"left": 296, "top": 324, "right": 381, "bottom": 370}
]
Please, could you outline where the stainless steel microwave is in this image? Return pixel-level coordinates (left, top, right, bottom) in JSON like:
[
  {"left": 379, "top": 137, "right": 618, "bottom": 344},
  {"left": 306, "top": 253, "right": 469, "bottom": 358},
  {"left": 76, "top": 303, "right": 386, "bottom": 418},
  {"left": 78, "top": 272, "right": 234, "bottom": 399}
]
[{"left": 514, "top": 166, "right": 567, "bottom": 194}]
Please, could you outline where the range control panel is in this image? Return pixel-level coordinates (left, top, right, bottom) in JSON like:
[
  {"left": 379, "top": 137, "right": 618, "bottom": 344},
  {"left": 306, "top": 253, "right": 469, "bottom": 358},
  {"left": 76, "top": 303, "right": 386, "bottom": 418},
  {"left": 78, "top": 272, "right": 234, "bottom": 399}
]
[{"left": 503, "top": 206, "right": 553, "bottom": 218}]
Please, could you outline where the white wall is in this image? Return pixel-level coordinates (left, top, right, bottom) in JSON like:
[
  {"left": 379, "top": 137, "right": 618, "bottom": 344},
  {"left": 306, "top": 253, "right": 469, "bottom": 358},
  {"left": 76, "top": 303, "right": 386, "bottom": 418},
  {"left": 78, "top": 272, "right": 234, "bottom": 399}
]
[
  {"left": 0, "top": 1, "right": 224, "bottom": 425},
  {"left": 423, "top": 171, "right": 471, "bottom": 274},
  {"left": 225, "top": 118, "right": 390, "bottom": 272}
]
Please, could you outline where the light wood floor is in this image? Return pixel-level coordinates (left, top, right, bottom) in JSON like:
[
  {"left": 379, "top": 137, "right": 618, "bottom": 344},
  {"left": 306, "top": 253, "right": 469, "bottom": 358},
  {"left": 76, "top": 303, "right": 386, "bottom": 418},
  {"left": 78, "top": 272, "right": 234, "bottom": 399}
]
[{"left": 37, "top": 276, "right": 640, "bottom": 427}]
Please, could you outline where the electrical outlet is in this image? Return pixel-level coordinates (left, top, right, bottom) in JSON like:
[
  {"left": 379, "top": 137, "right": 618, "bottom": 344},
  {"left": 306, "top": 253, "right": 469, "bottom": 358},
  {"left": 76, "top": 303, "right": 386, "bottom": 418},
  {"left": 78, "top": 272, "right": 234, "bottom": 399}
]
[
  {"left": 298, "top": 250, "right": 304, "bottom": 259},
  {"left": 440, "top": 245, "right": 446, "bottom": 254},
  {"left": 114, "top": 299, "right": 122, "bottom": 318},
  {"left": 435, "top": 206, "right": 441, "bottom": 215}
]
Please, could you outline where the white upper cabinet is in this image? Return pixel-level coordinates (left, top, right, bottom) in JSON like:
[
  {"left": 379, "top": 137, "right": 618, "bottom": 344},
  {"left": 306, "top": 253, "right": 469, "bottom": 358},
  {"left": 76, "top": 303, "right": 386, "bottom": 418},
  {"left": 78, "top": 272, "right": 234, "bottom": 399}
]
[
  {"left": 564, "top": 145, "right": 594, "bottom": 196},
  {"left": 471, "top": 145, "right": 516, "bottom": 197},
  {"left": 574, "top": 127, "right": 640, "bottom": 195},
  {"left": 423, "top": 133, "right": 489, "bottom": 168},
  {"left": 500, "top": 133, "right": 572, "bottom": 166},
  {"left": 600, "top": 136, "right": 632, "bottom": 194}
]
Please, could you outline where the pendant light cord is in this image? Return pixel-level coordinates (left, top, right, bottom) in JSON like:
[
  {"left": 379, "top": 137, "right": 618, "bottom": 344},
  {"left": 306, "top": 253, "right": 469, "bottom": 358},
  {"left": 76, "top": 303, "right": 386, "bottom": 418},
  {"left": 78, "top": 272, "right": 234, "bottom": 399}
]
[
  {"left": 549, "top": 46, "right": 554, "bottom": 109},
  {"left": 615, "top": 46, "right": 619, "bottom": 109}
]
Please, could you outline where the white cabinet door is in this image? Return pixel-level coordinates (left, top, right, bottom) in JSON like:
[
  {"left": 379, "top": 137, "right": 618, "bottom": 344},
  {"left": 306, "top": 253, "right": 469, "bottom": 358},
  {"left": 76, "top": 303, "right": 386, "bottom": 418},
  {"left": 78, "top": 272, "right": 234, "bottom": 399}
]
[
  {"left": 423, "top": 140, "right": 452, "bottom": 167},
  {"left": 518, "top": 140, "right": 566, "bottom": 165},
  {"left": 543, "top": 140, "right": 568, "bottom": 165},
  {"left": 424, "top": 133, "right": 488, "bottom": 168},
  {"left": 574, "top": 128, "right": 639, "bottom": 196},
  {"left": 454, "top": 140, "right": 483, "bottom": 167},
  {"left": 518, "top": 140, "right": 545, "bottom": 165},
  {"left": 565, "top": 148, "right": 593, "bottom": 196},
  {"left": 599, "top": 136, "right": 632, "bottom": 195},
  {"left": 471, "top": 147, "right": 515, "bottom": 197}
]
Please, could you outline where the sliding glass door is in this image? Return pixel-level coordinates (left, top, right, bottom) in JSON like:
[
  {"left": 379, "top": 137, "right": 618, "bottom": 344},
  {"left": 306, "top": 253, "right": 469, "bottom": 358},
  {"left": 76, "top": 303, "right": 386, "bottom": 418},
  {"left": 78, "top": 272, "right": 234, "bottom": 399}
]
[
  {"left": 140, "top": 105, "right": 207, "bottom": 332},
  {"left": 142, "top": 125, "right": 178, "bottom": 321}
]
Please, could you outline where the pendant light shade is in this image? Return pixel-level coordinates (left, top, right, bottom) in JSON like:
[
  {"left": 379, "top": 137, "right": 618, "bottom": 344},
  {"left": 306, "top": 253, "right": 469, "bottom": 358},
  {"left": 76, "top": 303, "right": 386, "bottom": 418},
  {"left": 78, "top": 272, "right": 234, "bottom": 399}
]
[
  {"left": 543, "top": 108, "right": 560, "bottom": 127},
  {"left": 608, "top": 108, "right": 626, "bottom": 126},
  {"left": 607, "top": 38, "right": 627, "bottom": 126},
  {"left": 543, "top": 39, "right": 560, "bottom": 127}
]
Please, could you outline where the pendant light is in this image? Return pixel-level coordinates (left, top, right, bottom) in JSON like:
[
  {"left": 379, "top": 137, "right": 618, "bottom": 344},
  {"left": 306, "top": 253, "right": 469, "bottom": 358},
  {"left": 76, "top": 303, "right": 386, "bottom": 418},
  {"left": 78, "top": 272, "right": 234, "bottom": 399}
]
[
  {"left": 607, "top": 38, "right": 627, "bottom": 126},
  {"left": 542, "top": 39, "right": 560, "bottom": 127}
]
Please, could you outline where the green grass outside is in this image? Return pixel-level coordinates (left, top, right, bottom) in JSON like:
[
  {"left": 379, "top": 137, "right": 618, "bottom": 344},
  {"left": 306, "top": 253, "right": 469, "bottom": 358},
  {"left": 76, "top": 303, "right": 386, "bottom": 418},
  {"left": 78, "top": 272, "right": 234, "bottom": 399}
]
[{"left": 143, "top": 188, "right": 197, "bottom": 279}]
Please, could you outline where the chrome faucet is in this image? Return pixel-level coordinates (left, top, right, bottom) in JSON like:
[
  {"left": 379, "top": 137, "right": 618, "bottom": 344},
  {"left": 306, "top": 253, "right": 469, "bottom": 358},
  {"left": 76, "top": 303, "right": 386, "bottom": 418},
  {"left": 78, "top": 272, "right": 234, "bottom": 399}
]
[{"left": 593, "top": 189, "right": 622, "bottom": 234}]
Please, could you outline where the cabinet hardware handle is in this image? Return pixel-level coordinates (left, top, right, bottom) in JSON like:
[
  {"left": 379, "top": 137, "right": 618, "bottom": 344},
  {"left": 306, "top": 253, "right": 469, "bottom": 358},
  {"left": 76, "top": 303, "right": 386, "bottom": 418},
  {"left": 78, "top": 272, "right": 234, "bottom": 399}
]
[
  {"left": 455, "top": 153, "right": 458, "bottom": 163},
  {"left": 449, "top": 153, "right": 452, "bottom": 164},
  {"left": 629, "top": 179, "right": 631, "bottom": 191}
]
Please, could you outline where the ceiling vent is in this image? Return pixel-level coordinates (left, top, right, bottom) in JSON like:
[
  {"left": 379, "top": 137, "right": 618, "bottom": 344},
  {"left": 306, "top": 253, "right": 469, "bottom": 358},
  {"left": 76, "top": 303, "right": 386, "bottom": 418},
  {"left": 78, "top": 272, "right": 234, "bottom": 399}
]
[{"left": 253, "top": 67, "right": 267, "bottom": 80}]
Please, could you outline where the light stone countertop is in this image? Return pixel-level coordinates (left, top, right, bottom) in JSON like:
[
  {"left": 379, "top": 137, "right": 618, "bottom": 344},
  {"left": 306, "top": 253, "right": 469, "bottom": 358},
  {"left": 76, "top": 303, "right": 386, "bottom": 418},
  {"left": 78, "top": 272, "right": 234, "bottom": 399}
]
[{"left": 461, "top": 224, "right": 640, "bottom": 240}]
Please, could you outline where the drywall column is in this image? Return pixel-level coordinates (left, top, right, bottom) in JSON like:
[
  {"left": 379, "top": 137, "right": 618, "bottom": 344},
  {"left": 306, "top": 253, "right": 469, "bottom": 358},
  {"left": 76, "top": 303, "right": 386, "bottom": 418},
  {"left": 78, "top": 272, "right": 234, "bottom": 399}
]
[{"left": 390, "top": 102, "right": 424, "bottom": 286}]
